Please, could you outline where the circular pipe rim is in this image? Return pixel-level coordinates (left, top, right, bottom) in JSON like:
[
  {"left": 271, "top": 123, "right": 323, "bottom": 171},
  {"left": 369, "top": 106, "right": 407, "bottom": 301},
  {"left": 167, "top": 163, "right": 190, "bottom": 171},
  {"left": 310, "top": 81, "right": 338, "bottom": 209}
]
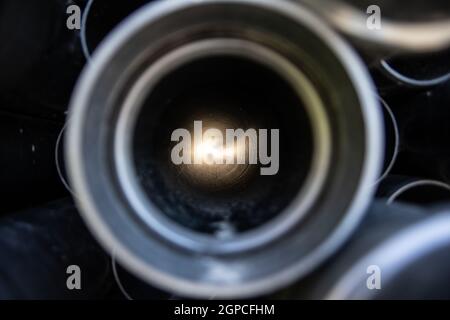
[{"left": 387, "top": 180, "right": 450, "bottom": 205}]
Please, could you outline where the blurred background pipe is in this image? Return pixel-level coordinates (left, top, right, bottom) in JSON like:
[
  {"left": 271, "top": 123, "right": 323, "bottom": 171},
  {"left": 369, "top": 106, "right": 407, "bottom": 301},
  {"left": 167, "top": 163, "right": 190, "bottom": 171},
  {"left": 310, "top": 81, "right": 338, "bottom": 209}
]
[
  {"left": 0, "top": 0, "right": 91, "bottom": 213},
  {"left": 0, "top": 112, "right": 65, "bottom": 214},
  {"left": 276, "top": 201, "right": 450, "bottom": 299},
  {"left": 378, "top": 48, "right": 450, "bottom": 88},
  {"left": 297, "top": 0, "right": 450, "bottom": 92},
  {"left": 375, "top": 97, "right": 399, "bottom": 184},
  {"left": 0, "top": 0, "right": 61, "bottom": 92},
  {"left": 377, "top": 176, "right": 450, "bottom": 207},
  {"left": 0, "top": 0, "right": 449, "bottom": 300}
]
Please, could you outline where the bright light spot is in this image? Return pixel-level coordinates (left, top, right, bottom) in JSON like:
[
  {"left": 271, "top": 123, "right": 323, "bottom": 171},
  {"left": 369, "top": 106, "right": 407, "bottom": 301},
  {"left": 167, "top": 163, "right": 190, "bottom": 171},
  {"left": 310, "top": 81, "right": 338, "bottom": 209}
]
[{"left": 194, "top": 134, "right": 236, "bottom": 165}]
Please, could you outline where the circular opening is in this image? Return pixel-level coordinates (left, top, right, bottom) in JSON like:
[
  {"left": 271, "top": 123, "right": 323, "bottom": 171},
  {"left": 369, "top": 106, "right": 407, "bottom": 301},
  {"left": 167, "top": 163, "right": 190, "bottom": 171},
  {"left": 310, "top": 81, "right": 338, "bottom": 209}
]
[{"left": 132, "top": 55, "right": 314, "bottom": 235}]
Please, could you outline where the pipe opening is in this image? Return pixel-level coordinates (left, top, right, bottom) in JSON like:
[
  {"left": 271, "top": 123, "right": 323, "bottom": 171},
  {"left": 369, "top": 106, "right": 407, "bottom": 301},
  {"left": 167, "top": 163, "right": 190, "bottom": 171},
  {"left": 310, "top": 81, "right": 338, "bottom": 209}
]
[{"left": 131, "top": 55, "right": 314, "bottom": 235}]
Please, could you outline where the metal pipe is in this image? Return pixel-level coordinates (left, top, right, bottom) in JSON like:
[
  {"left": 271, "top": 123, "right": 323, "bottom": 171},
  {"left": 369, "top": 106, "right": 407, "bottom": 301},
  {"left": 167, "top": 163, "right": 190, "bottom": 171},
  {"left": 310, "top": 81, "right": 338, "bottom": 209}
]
[
  {"left": 0, "top": 112, "right": 65, "bottom": 214},
  {"left": 66, "top": 0, "right": 383, "bottom": 298},
  {"left": 297, "top": 0, "right": 450, "bottom": 53},
  {"left": 379, "top": 48, "right": 450, "bottom": 88},
  {"left": 0, "top": 0, "right": 85, "bottom": 119}
]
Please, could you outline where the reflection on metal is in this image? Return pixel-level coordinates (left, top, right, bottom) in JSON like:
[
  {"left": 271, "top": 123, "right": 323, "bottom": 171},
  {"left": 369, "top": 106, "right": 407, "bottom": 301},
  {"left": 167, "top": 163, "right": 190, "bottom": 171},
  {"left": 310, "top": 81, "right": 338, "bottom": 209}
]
[
  {"left": 380, "top": 58, "right": 450, "bottom": 87},
  {"left": 298, "top": 0, "right": 450, "bottom": 52},
  {"left": 374, "top": 97, "right": 399, "bottom": 185}
]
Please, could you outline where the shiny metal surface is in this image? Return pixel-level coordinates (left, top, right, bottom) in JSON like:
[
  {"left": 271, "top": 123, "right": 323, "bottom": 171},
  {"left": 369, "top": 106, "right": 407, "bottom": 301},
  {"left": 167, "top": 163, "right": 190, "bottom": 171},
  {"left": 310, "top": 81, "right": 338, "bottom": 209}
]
[
  {"left": 327, "top": 210, "right": 450, "bottom": 299},
  {"left": 66, "top": 0, "right": 382, "bottom": 298}
]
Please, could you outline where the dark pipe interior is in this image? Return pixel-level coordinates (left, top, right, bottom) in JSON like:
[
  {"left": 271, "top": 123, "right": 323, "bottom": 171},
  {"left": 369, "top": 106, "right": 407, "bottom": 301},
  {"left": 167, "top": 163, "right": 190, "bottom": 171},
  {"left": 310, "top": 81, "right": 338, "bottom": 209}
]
[{"left": 132, "top": 55, "right": 314, "bottom": 235}]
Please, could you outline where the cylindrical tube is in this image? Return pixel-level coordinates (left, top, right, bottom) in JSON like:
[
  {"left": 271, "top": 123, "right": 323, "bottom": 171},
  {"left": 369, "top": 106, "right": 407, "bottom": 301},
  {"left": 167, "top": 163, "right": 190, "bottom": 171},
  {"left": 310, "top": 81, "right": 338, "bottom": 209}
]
[
  {"left": 66, "top": 0, "right": 383, "bottom": 298},
  {"left": 0, "top": 112, "right": 65, "bottom": 214},
  {"left": 277, "top": 201, "right": 450, "bottom": 299},
  {"left": 0, "top": 0, "right": 61, "bottom": 91},
  {"left": 81, "top": 0, "right": 155, "bottom": 59}
]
